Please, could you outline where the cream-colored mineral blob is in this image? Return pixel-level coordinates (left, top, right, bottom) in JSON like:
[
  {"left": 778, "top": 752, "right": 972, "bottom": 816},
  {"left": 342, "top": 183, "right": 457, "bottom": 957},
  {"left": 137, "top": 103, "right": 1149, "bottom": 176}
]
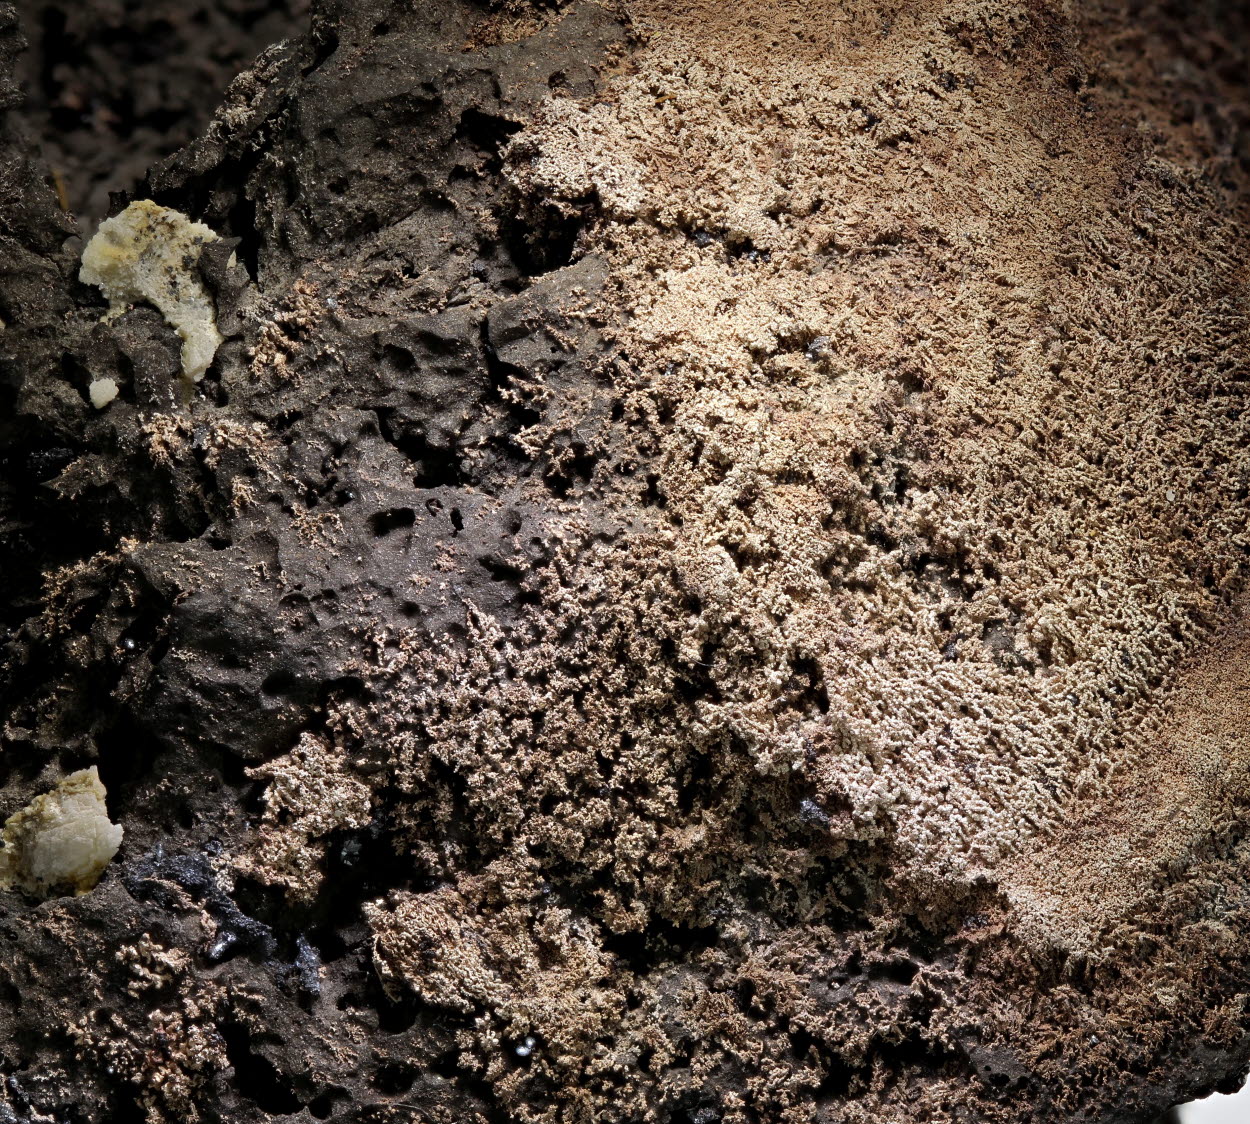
[
  {"left": 0, "top": 767, "right": 124, "bottom": 896},
  {"left": 88, "top": 377, "right": 119, "bottom": 409},
  {"left": 79, "top": 200, "right": 224, "bottom": 381}
]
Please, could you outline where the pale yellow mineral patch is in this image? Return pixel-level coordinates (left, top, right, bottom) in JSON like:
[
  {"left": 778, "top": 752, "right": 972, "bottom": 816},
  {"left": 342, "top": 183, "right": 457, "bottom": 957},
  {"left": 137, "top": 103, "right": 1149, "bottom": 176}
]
[
  {"left": 79, "top": 200, "right": 225, "bottom": 382},
  {"left": 0, "top": 767, "right": 124, "bottom": 896}
]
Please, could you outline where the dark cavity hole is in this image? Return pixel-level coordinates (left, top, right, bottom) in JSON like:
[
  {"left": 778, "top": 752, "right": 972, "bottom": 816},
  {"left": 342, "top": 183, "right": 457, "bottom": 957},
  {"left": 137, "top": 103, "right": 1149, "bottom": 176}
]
[
  {"left": 369, "top": 507, "right": 416, "bottom": 537},
  {"left": 372, "top": 1062, "right": 416, "bottom": 1095},
  {"left": 456, "top": 108, "right": 523, "bottom": 157},
  {"left": 221, "top": 1024, "right": 302, "bottom": 1115}
]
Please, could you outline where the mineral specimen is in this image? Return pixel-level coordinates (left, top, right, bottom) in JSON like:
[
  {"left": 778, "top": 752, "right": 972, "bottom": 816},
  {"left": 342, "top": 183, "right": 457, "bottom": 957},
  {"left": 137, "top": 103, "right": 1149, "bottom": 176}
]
[{"left": 0, "top": 767, "right": 123, "bottom": 896}]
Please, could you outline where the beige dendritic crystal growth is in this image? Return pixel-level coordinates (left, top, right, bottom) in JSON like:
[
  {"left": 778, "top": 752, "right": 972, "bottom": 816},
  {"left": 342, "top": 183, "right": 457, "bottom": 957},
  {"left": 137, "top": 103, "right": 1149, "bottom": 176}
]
[
  {"left": 79, "top": 199, "right": 225, "bottom": 385},
  {"left": 0, "top": 767, "right": 123, "bottom": 897},
  {"left": 235, "top": 734, "right": 373, "bottom": 903}
]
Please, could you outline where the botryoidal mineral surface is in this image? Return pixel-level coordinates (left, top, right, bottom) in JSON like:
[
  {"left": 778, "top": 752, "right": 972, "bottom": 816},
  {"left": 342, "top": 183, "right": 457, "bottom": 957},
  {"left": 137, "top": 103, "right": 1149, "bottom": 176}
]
[{"left": 1, "top": 1, "right": 1249, "bottom": 1122}]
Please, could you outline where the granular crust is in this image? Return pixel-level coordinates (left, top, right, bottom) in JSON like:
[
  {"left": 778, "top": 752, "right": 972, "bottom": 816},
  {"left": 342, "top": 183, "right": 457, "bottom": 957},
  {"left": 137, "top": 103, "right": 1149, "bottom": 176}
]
[{"left": 0, "top": 1, "right": 1248, "bottom": 1122}]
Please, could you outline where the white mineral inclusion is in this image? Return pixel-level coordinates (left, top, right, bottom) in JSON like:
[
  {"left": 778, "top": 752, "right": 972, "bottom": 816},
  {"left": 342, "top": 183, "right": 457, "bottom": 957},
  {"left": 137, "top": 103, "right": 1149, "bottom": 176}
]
[
  {"left": 0, "top": 767, "right": 124, "bottom": 897},
  {"left": 88, "top": 377, "right": 119, "bottom": 410},
  {"left": 79, "top": 200, "right": 225, "bottom": 382}
]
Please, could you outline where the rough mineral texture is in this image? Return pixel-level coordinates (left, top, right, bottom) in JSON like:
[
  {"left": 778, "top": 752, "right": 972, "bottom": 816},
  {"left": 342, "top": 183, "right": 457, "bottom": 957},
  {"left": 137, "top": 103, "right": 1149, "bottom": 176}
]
[
  {"left": 80, "top": 200, "right": 228, "bottom": 382},
  {"left": 1, "top": 1, "right": 1249, "bottom": 1122},
  {"left": 0, "top": 766, "right": 123, "bottom": 895}
]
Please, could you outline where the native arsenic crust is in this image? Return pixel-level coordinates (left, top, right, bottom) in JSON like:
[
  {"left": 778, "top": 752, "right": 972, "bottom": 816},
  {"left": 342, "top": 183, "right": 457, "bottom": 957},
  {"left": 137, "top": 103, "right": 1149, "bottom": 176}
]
[{"left": 0, "top": 1, "right": 1248, "bottom": 1123}]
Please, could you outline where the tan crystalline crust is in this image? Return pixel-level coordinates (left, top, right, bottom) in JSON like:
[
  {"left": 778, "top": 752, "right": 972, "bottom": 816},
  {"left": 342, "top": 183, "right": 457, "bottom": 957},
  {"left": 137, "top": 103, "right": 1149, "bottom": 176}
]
[
  {"left": 0, "top": 767, "right": 123, "bottom": 896},
  {"left": 234, "top": 733, "right": 374, "bottom": 903},
  {"left": 343, "top": 2, "right": 1250, "bottom": 1120},
  {"left": 79, "top": 200, "right": 225, "bottom": 382},
  {"left": 501, "top": 0, "right": 1250, "bottom": 883}
]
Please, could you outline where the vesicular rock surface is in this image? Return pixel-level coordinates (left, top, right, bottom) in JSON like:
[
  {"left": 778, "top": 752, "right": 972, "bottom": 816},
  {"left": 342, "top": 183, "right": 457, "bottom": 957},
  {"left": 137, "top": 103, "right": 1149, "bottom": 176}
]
[{"left": 1, "top": 1, "right": 1249, "bottom": 1122}]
